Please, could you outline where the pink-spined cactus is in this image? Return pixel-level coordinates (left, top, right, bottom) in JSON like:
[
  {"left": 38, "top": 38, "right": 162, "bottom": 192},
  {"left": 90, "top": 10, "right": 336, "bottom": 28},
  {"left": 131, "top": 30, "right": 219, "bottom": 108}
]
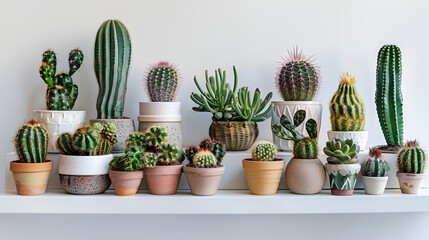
[{"left": 145, "top": 61, "right": 181, "bottom": 102}]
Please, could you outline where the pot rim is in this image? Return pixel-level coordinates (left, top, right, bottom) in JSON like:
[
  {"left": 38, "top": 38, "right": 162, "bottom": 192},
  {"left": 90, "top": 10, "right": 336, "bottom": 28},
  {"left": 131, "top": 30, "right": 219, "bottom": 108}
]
[
  {"left": 33, "top": 110, "right": 87, "bottom": 114},
  {"left": 271, "top": 100, "right": 322, "bottom": 105},
  {"left": 10, "top": 160, "right": 53, "bottom": 173},
  {"left": 144, "top": 164, "right": 183, "bottom": 175},
  {"left": 183, "top": 165, "right": 225, "bottom": 176},
  {"left": 138, "top": 115, "right": 182, "bottom": 122},
  {"left": 242, "top": 158, "right": 285, "bottom": 170},
  {"left": 89, "top": 118, "right": 133, "bottom": 121},
  {"left": 396, "top": 172, "right": 425, "bottom": 178},
  {"left": 59, "top": 154, "right": 113, "bottom": 175},
  {"left": 109, "top": 169, "right": 144, "bottom": 179},
  {"left": 211, "top": 120, "right": 257, "bottom": 124},
  {"left": 362, "top": 175, "right": 389, "bottom": 180},
  {"left": 327, "top": 130, "right": 368, "bottom": 134}
]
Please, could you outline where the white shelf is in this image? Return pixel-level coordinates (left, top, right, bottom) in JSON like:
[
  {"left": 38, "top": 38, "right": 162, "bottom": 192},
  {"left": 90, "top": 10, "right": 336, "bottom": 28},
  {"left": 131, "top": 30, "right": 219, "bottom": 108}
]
[{"left": 1, "top": 189, "right": 429, "bottom": 214}]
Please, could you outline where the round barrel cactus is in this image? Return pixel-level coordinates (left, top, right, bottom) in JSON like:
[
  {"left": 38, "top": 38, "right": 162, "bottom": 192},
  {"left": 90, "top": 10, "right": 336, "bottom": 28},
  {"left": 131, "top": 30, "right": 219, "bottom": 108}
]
[
  {"left": 251, "top": 140, "right": 277, "bottom": 161},
  {"left": 193, "top": 149, "right": 217, "bottom": 167},
  {"left": 397, "top": 140, "right": 426, "bottom": 174},
  {"left": 293, "top": 138, "right": 318, "bottom": 159},
  {"left": 199, "top": 138, "right": 226, "bottom": 164},
  {"left": 362, "top": 148, "right": 390, "bottom": 177},
  {"left": 15, "top": 121, "right": 49, "bottom": 163},
  {"left": 72, "top": 126, "right": 100, "bottom": 156}
]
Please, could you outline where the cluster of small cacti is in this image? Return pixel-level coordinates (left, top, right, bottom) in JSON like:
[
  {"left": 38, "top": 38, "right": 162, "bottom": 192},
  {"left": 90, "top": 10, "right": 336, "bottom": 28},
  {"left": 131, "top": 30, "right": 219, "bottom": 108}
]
[
  {"left": 329, "top": 73, "right": 365, "bottom": 131},
  {"left": 39, "top": 49, "right": 83, "bottom": 110},
  {"left": 271, "top": 110, "right": 319, "bottom": 159},
  {"left": 15, "top": 121, "right": 49, "bottom": 163},
  {"left": 95, "top": 19, "right": 131, "bottom": 119},
  {"left": 145, "top": 62, "right": 180, "bottom": 102},
  {"left": 56, "top": 123, "right": 117, "bottom": 156},
  {"left": 323, "top": 139, "right": 360, "bottom": 164},
  {"left": 185, "top": 138, "right": 226, "bottom": 168},
  {"left": 251, "top": 141, "right": 277, "bottom": 161},
  {"left": 109, "top": 147, "right": 158, "bottom": 172},
  {"left": 362, "top": 148, "right": 390, "bottom": 177},
  {"left": 397, "top": 140, "right": 426, "bottom": 174},
  {"left": 276, "top": 47, "right": 320, "bottom": 101}
]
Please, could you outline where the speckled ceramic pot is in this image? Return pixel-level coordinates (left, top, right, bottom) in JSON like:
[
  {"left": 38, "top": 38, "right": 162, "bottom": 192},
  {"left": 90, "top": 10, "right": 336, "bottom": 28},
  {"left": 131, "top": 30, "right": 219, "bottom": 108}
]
[
  {"left": 59, "top": 154, "right": 113, "bottom": 195},
  {"left": 325, "top": 163, "right": 361, "bottom": 196},
  {"left": 89, "top": 118, "right": 135, "bottom": 153}
]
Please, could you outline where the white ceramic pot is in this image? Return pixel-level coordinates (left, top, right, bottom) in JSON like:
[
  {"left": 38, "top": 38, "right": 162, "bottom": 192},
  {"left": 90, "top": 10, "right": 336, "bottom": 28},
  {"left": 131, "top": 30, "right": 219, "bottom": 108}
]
[
  {"left": 396, "top": 172, "right": 425, "bottom": 194},
  {"left": 33, "top": 110, "right": 86, "bottom": 153},
  {"left": 327, "top": 130, "right": 368, "bottom": 151},
  {"left": 138, "top": 102, "right": 182, "bottom": 147},
  {"left": 271, "top": 101, "right": 322, "bottom": 151},
  {"left": 58, "top": 154, "right": 113, "bottom": 176},
  {"left": 362, "top": 176, "right": 388, "bottom": 195}
]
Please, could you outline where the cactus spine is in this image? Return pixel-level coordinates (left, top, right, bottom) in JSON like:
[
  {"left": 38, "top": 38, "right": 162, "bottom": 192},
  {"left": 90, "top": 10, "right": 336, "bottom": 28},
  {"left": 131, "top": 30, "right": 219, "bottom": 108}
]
[
  {"left": 56, "top": 133, "right": 76, "bottom": 155},
  {"left": 362, "top": 148, "right": 390, "bottom": 177},
  {"left": 199, "top": 138, "right": 226, "bottom": 164},
  {"left": 193, "top": 149, "right": 217, "bottom": 167},
  {"left": 329, "top": 73, "right": 365, "bottom": 131},
  {"left": 397, "top": 140, "right": 426, "bottom": 174},
  {"left": 376, "top": 45, "right": 404, "bottom": 147},
  {"left": 95, "top": 19, "right": 131, "bottom": 119},
  {"left": 146, "top": 61, "right": 180, "bottom": 102},
  {"left": 15, "top": 121, "right": 49, "bottom": 163},
  {"left": 157, "top": 143, "right": 183, "bottom": 165},
  {"left": 251, "top": 141, "right": 277, "bottom": 161}
]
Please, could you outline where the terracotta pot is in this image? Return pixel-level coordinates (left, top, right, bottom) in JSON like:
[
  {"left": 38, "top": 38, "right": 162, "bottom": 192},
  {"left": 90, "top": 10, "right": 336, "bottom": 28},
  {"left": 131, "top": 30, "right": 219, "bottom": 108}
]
[
  {"left": 242, "top": 159, "right": 285, "bottom": 195},
  {"left": 10, "top": 160, "right": 53, "bottom": 195},
  {"left": 144, "top": 165, "right": 183, "bottom": 195},
  {"left": 327, "top": 130, "right": 368, "bottom": 152},
  {"left": 109, "top": 170, "right": 144, "bottom": 196},
  {"left": 89, "top": 118, "right": 135, "bottom": 153},
  {"left": 325, "top": 163, "right": 361, "bottom": 196},
  {"left": 285, "top": 158, "right": 326, "bottom": 194},
  {"left": 362, "top": 176, "right": 388, "bottom": 195},
  {"left": 396, "top": 172, "right": 425, "bottom": 194},
  {"left": 209, "top": 121, "right": 258, "bottom": 151},
  {"left": 183, "top": 166, "right": 225, "bottom": 196}
]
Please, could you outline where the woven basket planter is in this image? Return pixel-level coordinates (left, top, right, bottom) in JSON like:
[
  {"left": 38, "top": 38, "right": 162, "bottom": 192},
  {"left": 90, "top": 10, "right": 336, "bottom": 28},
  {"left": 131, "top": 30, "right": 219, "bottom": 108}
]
[{"left": 209, "top": 121, "right": 259, "bottom": 151}]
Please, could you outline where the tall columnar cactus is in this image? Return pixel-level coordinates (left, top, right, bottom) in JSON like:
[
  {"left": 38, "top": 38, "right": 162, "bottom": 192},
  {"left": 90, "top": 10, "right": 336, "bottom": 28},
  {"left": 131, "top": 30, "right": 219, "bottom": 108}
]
[
  {"left": 277, "top": 47, "right": 320, "bottom": 101},
  {"left": 362, "top": 148, "right": 390, "bottom": 177},
  {"left": 39, "top": 49, "right": 83, "bottom": 110},
  {"left": 329, "top": 73, "right": 365, "bottom": 131},
  {"left": 251, "top": 141, "right": 277, "bottom": 161},
  {"left": 72, "top": 126, "right": 100, "bottom": 156},
  {"left": 397, "top": 140, "right": 426, "bottom": 174},
  {"left": 15, "top": 121, "right": 49, "bottom": 163},
  {"left": 199, "top": 138, "right": 226, "bottom": 164},
  {"left": 323, "top": 139, "right": 360, "bottom": 164},
  {"left": 95, "top": 19, "right": 131, "bottom": 119},
  {"left": 146, "top": 61, "right": 180, "bottom": 102},
  {"left": 193, "top": 149, "right": 217, "bottom": 167},
  {"left": 376, "top": 45, "right": 404, "bottom": 147}
]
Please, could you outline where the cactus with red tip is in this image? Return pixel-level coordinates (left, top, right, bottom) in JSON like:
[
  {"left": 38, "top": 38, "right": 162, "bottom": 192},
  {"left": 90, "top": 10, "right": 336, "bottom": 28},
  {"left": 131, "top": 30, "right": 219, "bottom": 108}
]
[{"left": 146, "top": 61, "right": 180, "bottom": 102}]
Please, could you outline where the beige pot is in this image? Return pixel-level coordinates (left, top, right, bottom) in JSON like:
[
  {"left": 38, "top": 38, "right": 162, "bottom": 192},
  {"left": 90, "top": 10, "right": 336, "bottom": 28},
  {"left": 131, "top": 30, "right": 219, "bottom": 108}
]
[
  {"left": 144, "top": 165, "right": 183, "bottom": 195},
  {"left": 396, "top": 172, "right": 425, "bottom": 194},
  {"left": 10, "top": 160, "right": 53, "bottom": 195},
  {"left": 183, "top": 166, "right": 225, "bottom": 196},
  {"left": 109, "top": 170, "right": 144, "bottom": 196},
  {"left": 209, "top": 121, "right": 259, "bottom": 151},
  {"left": 242, "top": 159, "right": 285, "bottom": 195},
  {"left": 285, "top": 158, "right": 326, "bottom": 194}
]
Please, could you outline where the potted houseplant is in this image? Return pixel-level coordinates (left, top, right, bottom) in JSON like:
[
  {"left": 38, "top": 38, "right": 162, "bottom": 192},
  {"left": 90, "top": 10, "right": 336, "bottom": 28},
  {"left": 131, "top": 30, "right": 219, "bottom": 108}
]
[
  {"left": 272, "top": 47, "right": 322, "bottom": 151},
  {"left": 125, "top": 126, "right": 185, "bottom": 195},
  {"left": 34, "top": 49, "right": 86, "bottom": 153},
  {"left": 327, "top": 73, "right": 367, "bottom": 150},
  {"left": 396, "top": 140, "right": 426, "bottom": 194},
  {"left": 10, "top": 121, "right": 53, "bottom": 195},
  {"left": 272, "top": 110, "right": 325, "bottom": 194},
  {"left": 361, "top": 147, "right": 390, "bottom": 195},
  {"left": 190, "top": 66, "right": 273, "bottom": 151},
  {"left": 139, "top": 62, "right": 183, "bottom": 147},
  {"left": 184, "top": 139, "right": 226, "bottom": 196},
  {"left": 89, "top": 19, "right": 134, "bottom": 153},
  {"left": 56, "top": 123, "right": 117, "bottom": 194},
  {"left": 242, "top": 141, "right": 285, "bottom": 195},
  {"left": 324, "top": 139, "right": 361, "bottom": 196},
  {"left": 375, "top": 45, "right": 404, "bottom": 153}
]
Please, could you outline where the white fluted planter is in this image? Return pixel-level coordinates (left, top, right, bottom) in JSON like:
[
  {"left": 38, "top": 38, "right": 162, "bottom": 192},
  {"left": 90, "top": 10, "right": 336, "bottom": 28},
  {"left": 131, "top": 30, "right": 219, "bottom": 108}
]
[{"left": 327, "top": 130, "right": 368, "bottom": 151}]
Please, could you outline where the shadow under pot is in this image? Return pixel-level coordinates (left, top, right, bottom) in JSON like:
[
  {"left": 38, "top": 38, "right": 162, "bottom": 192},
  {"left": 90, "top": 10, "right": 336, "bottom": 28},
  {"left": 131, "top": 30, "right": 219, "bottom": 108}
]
[
  {"left": 396, "top": 172, "right": 425, "bottom": 194},
  {"left": 109, "top": 170, "right": 144, "bottom": 196},
  {"left": 325, "top": 163, "right": 361, "bottom": 196},
  {"left": 183, "top": 165, "right": 225, "bottom": 196},
  {"left": 10, "top": 160, "right": 53, "bottom": 195},
  {"left": 59, "top": 154, "right": 113, "bottom": 195},
  {"left": 209, "top": 121, "right": 258, "bottom": 151},
  {"left": 242, "top": 158, "right": 285, "bottom": 195},
  {"left": 285, "top": 158, "right": 326, "bottom": 194},
  {"left": 144, "top": 165, "right": 183, "bottom": 195},
  {"left": 89, "top": 118, "right": 135, "bottom": 153}
]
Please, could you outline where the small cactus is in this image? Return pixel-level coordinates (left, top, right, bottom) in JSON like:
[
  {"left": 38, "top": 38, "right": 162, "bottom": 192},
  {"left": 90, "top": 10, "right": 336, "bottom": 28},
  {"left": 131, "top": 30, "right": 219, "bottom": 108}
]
[
  {"left": 145, "top": 126, "right": 168, "bottom": 148},
  {"left": 145, "top": 61, "right": 180, "bottom": 102},
  {"left": 109, "top": 147, "right": 144, "bottom": 172},
  {"left": 72, "top": 126, "right": 100, "bottom": 156},
  {"left": 397, "top": 140, "right": 426, "bottom": 174},
  {"left": 323, "top": 139, "right": 360, "bottom": 164},
  {"left": 142, "top": 152, "right": 157, "bottom": 167},
  {"left": 185, "top": 145, "right": 198, "bottom": 162},
  {"left": 293, "top": 138, "right": 318, "bottom": 159},
  {"left": 98, "top": 140, "right": 112, "bottom": 155},
  {"left": 251, "top": 141, "right": 277, "bottom": 161},
  {"left": 125, "top": 132, "right": 147, "bottom": 152},
  {"left": 199, "top": 138, "right": 226, "bottom": 164},
  {"left": 193, "top": 149, "right": 217, "bottom": 167},
  {"left": 362, "top": 148, "right": 390, "bottom": 177},
  {"left": 56, "top": 133, "right": 77, "bottom": 155},
  {"left": 157, "top": 143, "right": 183, "bottom": 165},
  {"left": 15, "top": 121, "right": 49, "bottom": 163}
]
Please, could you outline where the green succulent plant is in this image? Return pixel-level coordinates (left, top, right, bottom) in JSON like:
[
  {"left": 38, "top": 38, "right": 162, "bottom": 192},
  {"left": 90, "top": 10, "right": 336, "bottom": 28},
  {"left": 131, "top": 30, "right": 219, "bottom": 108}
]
[{"left": 323, "top": 139, "right": 360, "bottom": 164}]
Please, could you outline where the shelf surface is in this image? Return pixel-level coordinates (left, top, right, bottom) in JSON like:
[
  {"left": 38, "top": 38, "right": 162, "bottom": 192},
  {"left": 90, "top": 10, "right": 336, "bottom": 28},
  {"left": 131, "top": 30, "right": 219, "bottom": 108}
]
[{"left": 1, "top": 189, "right": 429, "bottom": 214}]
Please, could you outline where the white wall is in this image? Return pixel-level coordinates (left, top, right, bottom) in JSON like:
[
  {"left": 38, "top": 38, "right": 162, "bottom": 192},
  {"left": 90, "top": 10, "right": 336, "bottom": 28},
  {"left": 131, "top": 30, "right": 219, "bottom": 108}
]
[{"left": 1, "top": 0, "right": 429, "bottom": 239}]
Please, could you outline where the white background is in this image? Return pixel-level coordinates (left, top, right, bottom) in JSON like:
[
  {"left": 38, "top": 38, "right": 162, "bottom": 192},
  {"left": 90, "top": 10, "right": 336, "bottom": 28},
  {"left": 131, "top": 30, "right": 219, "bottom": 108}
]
[{"left": 1, "top": 0, "right": 429, "bottom": 239}]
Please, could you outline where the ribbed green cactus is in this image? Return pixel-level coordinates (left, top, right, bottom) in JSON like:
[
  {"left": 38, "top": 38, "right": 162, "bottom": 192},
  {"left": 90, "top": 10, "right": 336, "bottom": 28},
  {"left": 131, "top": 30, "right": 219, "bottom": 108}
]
[
  {"left": 56, "top": 133, "right": 77, "bottom": 155},
  {"left": 251, "top": 140, "right": 277, "bottom": 161},
  {"left": 146, "top": 61, "right": 180, "bottom": 102},
  {"left": 193, "top": 149, "right": 217, "bottom": 167},
  {"left": 99, "top": 140, "right": 112, "bottom": 155},
  {"left": 397, "top": 140, "right": 426, "bottom": 174},
  {"left": 39, "top": 49, "right": 83, "bottom": 110},
  {"left": 277, "top": 47, "right": 320, "bottom": 101},
  {"left": 72, "top": 126, "right": 100, "bottom": 156},
  {"left": 95, "top": 19, "right": 131, "bottom": 119},
  {"left": 323, "top": 139, "right": 359, "bottom": 164},
  {"left": 199, "top": 138, "right": 226, "bottom": 164},
  {"left": 185, "top": 146, "right": 198, "bottom": 162},
  {"left": 145, "top": 126, "right": 168, "bottom": 148},
  {"left": 362, "top": 148, "right": 390, "bottom": 177},
  {"left": 329, "top": 73, "right": 365, "bottom": 131},
  {"left": 142, "top": 152, "right": 157, "bottom": 167},
  {"left": 293, "top": 138, "right": 318, "bottom": 159},
  {"left": 157, "top": 143, "right": 183, "bottom": 165},
  {"left": 109, "top": 147, "right": 144, "bottom": 172},
  {"left": 125, "top": 132, "right": 147, "bottom": 152},
  {"left": 376, "top": 45, "right": 404, "bottom": 148},
  {"left": 15, "top": 121, "right": 49, "bottom": 163}
]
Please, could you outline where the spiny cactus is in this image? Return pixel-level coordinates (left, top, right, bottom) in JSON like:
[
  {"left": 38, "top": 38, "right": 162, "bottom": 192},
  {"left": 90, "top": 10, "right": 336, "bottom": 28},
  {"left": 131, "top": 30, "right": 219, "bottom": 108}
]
[
  {"left": 145, "top": 126, "right": 168, "bottom": 148},
  {"left": 109, "top": 147, "right": 144, "bottom": 172},
  {"left": 56, "top": 133, "right": 77, "bottom": 155},
  {"left": 99, "top": 140, "right": 112, "bottom": 155},
  {"left": 15, "top": 121, "right": 49, "bottom": 163},
  {"left": 199, "top": 138, "right": 226, "bottom": 164},
  {"left": 231, "top": 87, "right": 274, "bottom": 122},
  {"left": 397, "top": 140, "right": 426, "bottom": 174},
  {"left": 323, "top": 139, "right": 360, "bottom": 164},
  {"left": 39, "top": 49, "right": 83, "bottom": 110},
  {"left": 125, "top": 132, "right": 147, "bottom": 152},
  {"left": 93, "top": 122, "right": 118, "bottom": 144},
  {"left": 329, "top": 73, "right": 365, "bottom": 131},
  {"left": 193, "top": 149, "right": 217, "bottom": 167},
  {"left": 362, "top": 148, "right": 390, "bottom": 177},
  {"left": 251, "top": 141, "right": 277, "bottom": 161},
  {"left": 293, "top": 138, "right": 318, "bottom": 159},
  {"left": 72, "top": 126, "right": 100, "bottom": 156},
  {"left": 277, "top": 47, "right": 320, "bottom": 101},
  {"left": 157, "top": 143, "right": 183, "bottom": 165},
  {"left": 185, "top": 146, "right": 198, "bottom": 162},
  {"left": 95, "top": 19, "right": 131, "bottom": 119},
  {"left": 376, "top": 45, "right": 404, "bottom": 148},
  {"left": 142, "top": 152, "right": 157, "bottom": 167},
  {"left": 146, "top": 61, "right": 180, "bottom": 102}
]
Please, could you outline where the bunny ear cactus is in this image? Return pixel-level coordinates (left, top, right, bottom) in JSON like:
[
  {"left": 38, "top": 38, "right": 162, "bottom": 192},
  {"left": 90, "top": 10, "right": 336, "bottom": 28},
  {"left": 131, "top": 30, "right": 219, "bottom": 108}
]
[
  {"left": 323, "top": 139, "right": 360, "bottom": 164},
  {"left": 329, "top": 73, "right": 365, "bottom": 131},
  {"left": 193, "top": 149, "right": 217, "bottom": 167},
  {"left": 362, "top": 148, "right": 390, "bottom": 177},
  {"left": 146, "top": 61, "right": 180, "bottom": 102},
  {"left": 397, "top": 140, "right": 426, "bottom": 174},
  {"left": 15, "top": 121, "right": 49, "bottom": 163},
  {"left": 251, "top": 141, "right": 277, "bottom": 161}
]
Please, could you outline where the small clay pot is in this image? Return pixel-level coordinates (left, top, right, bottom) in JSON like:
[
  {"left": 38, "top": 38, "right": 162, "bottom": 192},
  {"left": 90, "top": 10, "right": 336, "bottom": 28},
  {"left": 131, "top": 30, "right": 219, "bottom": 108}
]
[
  {"left": 242, "top": 158, "right": 285, "bottom": 195},
  {"left": 325, "top": 163, "right": 361, "bottom": 196},
  {"left": 109, "top": 170, "right": 144, "bottom": 196},
  {"left": 144, "top": 165, "right": 183, "bottom": 195},
  {"left": 396, "top": 172, "right": 425, "bottom": 194},
  {"left": 285, "top": 158, "right": 326, "bottom": 194},
  {"left": 10, "top": 160, "right": 53, "bottom": 195},
  {"left": 362, "top": 176, "right": 388, "bottom": 195},
  {"left": 183, "top": 165, "right": 225, "bottom": 196}
]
